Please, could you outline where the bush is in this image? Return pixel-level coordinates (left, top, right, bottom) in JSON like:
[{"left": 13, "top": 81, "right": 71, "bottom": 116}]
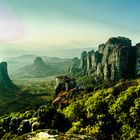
[
  {"left": 37, "top": 107, "right": 71, "bottom": 132},
  {"left": 62, "top": 80, "right": 140, "bottom": 139}
]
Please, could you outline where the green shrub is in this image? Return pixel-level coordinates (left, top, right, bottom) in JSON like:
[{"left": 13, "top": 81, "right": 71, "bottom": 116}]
[
  {"left": 63, "top": 79, "right": 140, "bottom": 139},
  {"left": 37, "top": 107, "right": 71, "bottom": 132},
  {"left": 63, "top": 99, "right": 86, "bottom": 122}
]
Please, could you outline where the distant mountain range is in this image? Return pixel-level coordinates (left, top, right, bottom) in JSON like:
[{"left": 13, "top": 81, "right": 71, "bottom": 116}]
[
  {"left": 6, "top": 55, "right": 72, "bottom": 78},
  {"left": 0, "top": 41, "right": 95, "bottom": 59},
  {"left": 7, "top": 54, "right": 71, "bottom": 63},
  {"left": 1, "top": 41, "right": 95, "bottom": 77}
]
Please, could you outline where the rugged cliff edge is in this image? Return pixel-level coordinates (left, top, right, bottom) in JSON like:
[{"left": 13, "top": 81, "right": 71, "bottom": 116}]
[
  {"left": 0, "top": 62, "right": 17, "bottom": 91},
  {"left": 70, "top": 37, "right": 140, "bottom": 81}
]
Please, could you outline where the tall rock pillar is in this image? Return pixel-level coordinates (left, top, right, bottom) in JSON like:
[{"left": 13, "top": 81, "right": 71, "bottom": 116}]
[{"left": 0, "top": 62, "right": 17, "bottom": 90}]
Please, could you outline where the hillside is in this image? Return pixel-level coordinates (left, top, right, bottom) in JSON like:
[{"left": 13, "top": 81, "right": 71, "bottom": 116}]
[
  {"left": 0, "top": 78, "right": 140, "bottom": 139},
  {"left": 61, "top": 78, "right": 140, "bottom": 139},
  {"left": 1, "top": 37, "right": 140, "bottom": 140},
  {"left": 6, "top": 55, "right": 72, "bottom": 76},
  {"left": 12, "top": 57, "right": 71, "bottom": 78}
]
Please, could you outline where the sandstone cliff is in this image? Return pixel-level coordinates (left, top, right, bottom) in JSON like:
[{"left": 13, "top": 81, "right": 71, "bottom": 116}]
[{"left": 70, "top": 37, "right": 139, "bottom": 81}]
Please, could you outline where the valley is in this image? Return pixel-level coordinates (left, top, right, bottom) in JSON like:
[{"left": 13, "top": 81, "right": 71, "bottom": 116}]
[
  {"left": 1, "top": 37, "right": 140, "bottom": 139},
  {"left": 0, "top": 0, "right": 140, "bottom": 139}
]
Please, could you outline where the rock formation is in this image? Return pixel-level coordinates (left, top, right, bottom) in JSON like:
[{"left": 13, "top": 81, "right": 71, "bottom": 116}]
[
  {"left": 135, "top": 43, "right": 140, "bottom": 77},
  {"left": 18, "top": 56, "right": 72, "bottom": 78},
  {"left": 0, "top": 62, "right": 17, "bottom": 90},
  {"left": 69, "top": 57, "right": 80, "bottom": 74},
  {"left": 18, "top": 57, "right": 48, "bottom": 78},
  {"left": 54, "top": 76, "right": 76, "bottom": 95},
  {"left": 53, "top": 76, "right": 77, "bottom": 106},
  {"left": 70, "top": 37, "right": 140, "bottom": 81},
  {"left": 79, "top": 51, "right": 87, "bottom": 74},
  {"left": 33, "top": 57, "right": 46, "bottom": 67}
]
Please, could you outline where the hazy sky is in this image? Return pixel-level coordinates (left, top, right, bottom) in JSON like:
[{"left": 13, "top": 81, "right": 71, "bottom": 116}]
[{"left": 0, "top": 0, "right": 140, "bottom": 58}]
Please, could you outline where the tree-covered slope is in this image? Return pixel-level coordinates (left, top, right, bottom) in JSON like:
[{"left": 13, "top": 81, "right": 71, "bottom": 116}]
[
  {"left": 1, "top": 77, "right": 140, "bottom": 140},
  {"left": 62, "top": 79, "right": 140, "bottom": 139}
]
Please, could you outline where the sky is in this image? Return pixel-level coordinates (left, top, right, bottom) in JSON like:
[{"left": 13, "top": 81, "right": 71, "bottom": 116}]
[{"left": 0, "top": 0, "right": 140, "bottom": 58}]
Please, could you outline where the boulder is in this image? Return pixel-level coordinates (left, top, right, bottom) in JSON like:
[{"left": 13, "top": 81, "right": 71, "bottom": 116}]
[
  {"left": 9, "top": 117, "right": 21, "bottom": 133},
  {"left": 27, "top": 129, "right": 58, "bottom": 140},
  {"left": 18, "top": 119, "right": 31, "bottom": 135}
]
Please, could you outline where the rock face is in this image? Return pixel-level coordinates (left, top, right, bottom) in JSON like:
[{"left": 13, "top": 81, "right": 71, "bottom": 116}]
[
  {"left": 53, "top": 76, "right": 76, "bottom": 106},
  {"left": 0, "top": 62, "right": 17, "bottom": 90},
  {"left": 79, "top": 51, "right": 88, "bottom": 74},
  {"left": 69, "top": 57, "right": 80, "bottom": 74},
  {"left": 135, "top": 43, "right": 140, "bottom": 77},
  {"left": 71, "top": 37, "right": 139, "bottom": 81},
  {"left": 55, "top": 76, "right": 76, "bottom": 95}
]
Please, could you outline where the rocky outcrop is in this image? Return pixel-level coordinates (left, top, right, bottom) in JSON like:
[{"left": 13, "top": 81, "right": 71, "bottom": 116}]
[
  {"left": 3, "top": 129, "right": 96, "bottom": 140},
  {"left": 135, "top": 43, "right": 140, "bottom": 77},
  {"left": 101, "top": 37, "right": 133, "bottom": 80},
  {"left": 0, "top": 62, "right": 17, "bottom": 90},
  {"left": 18, "top": 56, "right": 72, "bottom": 78},
  {"left": 26, "top": 130, "right": 96, "bottom": 140},
  {"left": 54, "top": 76, "right": 76, "bottom": 95},
  {"left": 69, "top": 57, "right": 80, "bottom": 74},
  {"left": 33, "top": 57, "right": 46, "bottom": 67},
  {"left": 79, "top": 51, "right": 88, "bottom": 74},
  {"left": 71, "top": 37, "right": 139, "bottom": 81},
  {"left": 53, "top": 76, "right": 77, "bottom": 107},
  {"left": 18, "top": 57, "right": 47, "bottom": 78}
]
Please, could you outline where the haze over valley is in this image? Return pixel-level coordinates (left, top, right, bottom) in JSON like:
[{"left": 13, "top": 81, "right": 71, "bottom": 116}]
[{"left": 0, "top": 0, "right": 140, "bottom": 140}]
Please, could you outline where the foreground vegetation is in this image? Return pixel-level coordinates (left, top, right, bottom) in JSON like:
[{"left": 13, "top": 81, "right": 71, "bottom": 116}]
[
  {"left": 0, "top": 77, "right": 140, "bottom": 139},
  {"left": 62, "top": 78, "right": 140, "bottom": 139}
]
